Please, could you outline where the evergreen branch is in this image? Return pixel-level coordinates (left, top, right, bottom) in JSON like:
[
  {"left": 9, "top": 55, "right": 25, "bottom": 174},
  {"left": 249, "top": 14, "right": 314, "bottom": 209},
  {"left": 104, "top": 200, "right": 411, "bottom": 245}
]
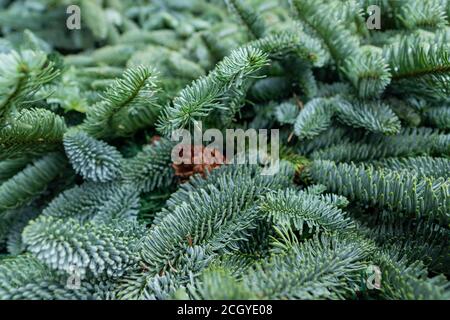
[
  {"left": 162, "top": 163, "right": 295, "bottom": 217},
  {"left": 297, "top": 125, "right": 351, "bottom": 155},
  {"left": 42, "top": 182, "right": 140, "bottom": 224},
  {"left": 157, "top": 46, "right": 269, "bottom": 134},
  {"left": 296, "top": 67, "right": 318, "bottom": 99},
  {"left": 311, "top": 128, "right": 450, "bottom": 162},
  {"left": 290, "top": 0, "right": 359, "bottom": 64},
  {"left": 23, "top": 217, "right": 145, "bottom": 277},
  {"left": 0, "top": 108, "right": 67, "bottom": 160},
  {"left": 259, "top": 189, "right": 354, "bottom": 234},
  {"left": 0, "top": 49, "right": 58, "bottom": 118},
  {"left": 117, "top": 246, "right": 212, "bottom": 300},
  {"left": 0, "top": 157, "right": 30, "bottom": 184},
  {"left": 375, "top": 249, "right": 450, "bottom": 300},
  {"left": 294, "top": 98, "right": 333, "bottom": 140},
  {"left": 423, "top": 105, "right": 450, "bottom": 129},
  {"left": 0, "top": 255, "right": 95, "bottom": 300},
  {"left": 122, "top": 138, "right": 175, "bottom": 193},
  {"left": 364, "top": 219, "right": 449, "bottom": 272},
  {"left": 384, "top": 34, "right": 450, "bottom": 100},
  {"left": 386, "top": 97, "right": 422, "bottom": 127},
  {"left": 5, "top": 206, "right": 39, "bottom": 255},
  {"left": 334, "top": 99, "right": 401, "bottom": 135},
  {"left": 386, "top": 38, "right": 450, "bottom": 80},
  {"left": 64, "top": 130, "right": 123, "bottom": 183},
  {"left": 395, "top": 0, "right": 448, "bottom": 30},
  {"left": 372, "top": 156, "right": 450, "bottom": 180},
  {"left": 140, "top": 177, "right": 259, "bottom": 274},
  {"left": 141, "top": 165, "right": 294, "bottom": 274},
  {"left": 0, "top": 152, "right": 66, "bottom": 212},
  {"left": 309, "top": 160, "right": 450, "bottom": 221},
  {"left": 225, "top": 0, "right": 267, "bottom": 39},
  {"left": 187, "top": 267, "right": 257, "bottom": 300},
  {"left": 247, "top": 30, "right": 329, "bottom": 67},
  {"left": 275, "top": 102, "right": 299, "bottom": 125},
  {"left": 82, "top": 66, "right": 160, "bottom": 138},
  {"left": 243, "top": 234, "right": 373, "bottom": 299},
  {"left": 157, "top": 30, "right": 327, "bottom": 134},
  {"left": 341, "top": 48, "right": 391, "bottom": 98}
]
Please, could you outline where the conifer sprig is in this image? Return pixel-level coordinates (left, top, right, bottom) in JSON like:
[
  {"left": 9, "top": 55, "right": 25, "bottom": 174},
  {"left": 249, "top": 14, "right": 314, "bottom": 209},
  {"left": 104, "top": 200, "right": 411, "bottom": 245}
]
[
  {"left": 82, "top": 66, "right": 160, "bottom": 138},
  {"left": 0, "top": 0, "right": 449, "bottom": 301}
]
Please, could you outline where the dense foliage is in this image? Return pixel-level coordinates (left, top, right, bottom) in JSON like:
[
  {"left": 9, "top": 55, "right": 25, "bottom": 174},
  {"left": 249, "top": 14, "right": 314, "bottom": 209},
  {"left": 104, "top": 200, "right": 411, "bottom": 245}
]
[{"left": 0, "top": 0, "right": 449, "bottom": 300}]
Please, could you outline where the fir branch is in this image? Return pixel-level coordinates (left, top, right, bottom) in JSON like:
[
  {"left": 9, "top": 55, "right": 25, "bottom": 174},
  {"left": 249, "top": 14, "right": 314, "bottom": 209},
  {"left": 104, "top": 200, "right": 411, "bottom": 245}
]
[
  {"left": 334, "top": 99, "right": 401, "bottom": 135},
  {"left": 188, "top": 267, "right": 257, "bottom": 300},
  {"left": 372, "top": 156, "right": 450, "bottom": 180},
  {"left": 225, "top": 0, "right": 267, "bottom": 39},
  {"left": 384, "top": 34, "right": 450, "bottom": 101},
  {"left": 122, "top": 138, "right": 175, "bottom": 193},
  {"left": 0, "top": 157, "right": 30, "bottom": 184},
  {"left": 23, "top": 217, "right": 145, "bottom": 277},
  {"left": 294, "top": 98, "right": 333, "bottom": 140},
  {"left": 0, "top": 108, "right": 67, "bottom": 160},
  {"left": 243, "top": 234, "right": 373, "bottom": 299},
  {"left": 423, "top": 105, "right": 450, "bottom": 129},
  {"left": 157, "top": 46, "right": 269, "bottom": 135},
  {"left": 394, "top": 0, "right": 448, "bottom": 30},
  {"left": 5, "top": 206, "right": 39, "bottom": 255},
  {"left": 311, "top": 128, "right": 450, "bottom": 162},
  {"left": 247, "top": 29, "right": 329, "bottom": 67},
  {"left": 64, "top": 130, "right": 123, "bottom": 183},
  {"left": 290, "top": 0, "right": 360, "bottom": 64},
  {"left": 82, "top": 66, "right": 160, "bottom": 138},
  {"left": 364, "top": 219, "right": 449, "bottom": 272},
  {"left": 0, "top": 49, "right": 58, "bottom": 118},
  {"left": 375, "top": 249, "right": 450, "bottom": 300},
  {"left": 117, "top": 246, "right": 212, "bottom": 300},
  {"left": 0, "top": 255, "right": 95, "bottom": 300},
  {"left": 42, "top": 182, "right": 140, "bottom": 224},
  {"left": 259, "top": 188, "right": 355, "bottom": 234},
  {"left": 309, "top": 160, "right": 450, "bottom": 221},
  {"left": 0, "top": 153, "right": 66, "bottom": 212},
  {"left": 141, "top": 165, "right": 294, "bottom": 274},
  {"left": 341, "top": 48, "right": 391, "bottom": 98},
  {"left": 275, "top": 102, "right": 299, "bottom": 125}
]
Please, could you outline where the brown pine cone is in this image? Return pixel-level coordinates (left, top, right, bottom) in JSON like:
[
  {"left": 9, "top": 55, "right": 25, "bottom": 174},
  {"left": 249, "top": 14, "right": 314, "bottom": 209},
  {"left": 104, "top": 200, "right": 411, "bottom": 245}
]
[{"left": 172, "top": 145, "right": 226, "bottom": 182}]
